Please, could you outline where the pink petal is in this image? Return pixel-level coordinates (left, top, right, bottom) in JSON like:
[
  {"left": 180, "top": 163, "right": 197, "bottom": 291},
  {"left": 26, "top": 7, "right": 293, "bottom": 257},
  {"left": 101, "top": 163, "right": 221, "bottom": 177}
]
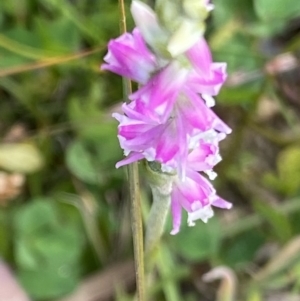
[
  {"left": 116, "top": 152, "right": 144, "bottom": 168},
  {"left": 187, "top": 62, "right": 227, "bottom": 96},
  {"left": 186, "top": 37, "right": 212, "bottom": 76},
  {"left": 212, "top": 196, "right": 232, "bottom": 209},
  {"left": 130, "top": 62, "right": 188, "bottom": 118},
  {"left": 101, "top": 28, "right": 156, "bottom": 83},
  {"left": 170, "top": 188, "right": 182, "bottom": 235}
]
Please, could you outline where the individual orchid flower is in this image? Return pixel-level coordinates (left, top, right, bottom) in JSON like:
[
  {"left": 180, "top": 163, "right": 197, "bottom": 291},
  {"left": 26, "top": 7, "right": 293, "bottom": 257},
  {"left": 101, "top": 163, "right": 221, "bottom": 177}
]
[
  {"left": 182, "top": 89, "right": 232, "bottom": 135},
  {"left": 101, "top": 28, "right": 157, "bottom": 84},
  {"left": 185, "top": 38, "right": 227, "bottom": 96},
  {"left": 170, "top": 168, "right": 232, "bottom": 235},
  {"left": 129, "top": 61, "right": 189, "bottom": 119},
  {"left": 185, "top": 37, "right": 212, "bottom": 76},
  {"left": 112, "top": 99, "right": 188, "bottom": 173},
  {"left": 187, "top": 138, "right": 221, "bottom": 173},
  {"left": 186, "top": 63, "right": 227, "bottom": 96}
]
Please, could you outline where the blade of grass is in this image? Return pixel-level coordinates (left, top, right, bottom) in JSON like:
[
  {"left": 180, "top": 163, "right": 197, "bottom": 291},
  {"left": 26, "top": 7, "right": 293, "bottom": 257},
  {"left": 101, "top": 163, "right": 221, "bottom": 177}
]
[
  {"left": 157, "top": 244, "right": 181, "bottom": 301},
  {"left": 0, "top": 33, "right": 61, "bottom": 60},
  {"left": 0, "top": 47, "right": 103, "bottom": 77},
  {"left": 44, "top": 0, "right": 100, "bottom": 43}
]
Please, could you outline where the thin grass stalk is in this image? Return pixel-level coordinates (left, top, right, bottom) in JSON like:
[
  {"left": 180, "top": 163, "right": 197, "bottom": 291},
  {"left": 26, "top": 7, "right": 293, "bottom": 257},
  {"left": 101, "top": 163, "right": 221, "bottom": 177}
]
[{"left": 118, "top": 1, "right": 145, "bottom": 301}]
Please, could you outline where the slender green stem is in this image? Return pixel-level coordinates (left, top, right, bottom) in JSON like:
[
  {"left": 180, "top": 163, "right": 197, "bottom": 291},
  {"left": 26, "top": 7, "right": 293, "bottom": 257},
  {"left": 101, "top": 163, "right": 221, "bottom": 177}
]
[
  {"left": 118, "top": 1, "right": 145, "bottom": 301},
  {"left": 128, "top": 163, "right": 145, "bottom": 301}
]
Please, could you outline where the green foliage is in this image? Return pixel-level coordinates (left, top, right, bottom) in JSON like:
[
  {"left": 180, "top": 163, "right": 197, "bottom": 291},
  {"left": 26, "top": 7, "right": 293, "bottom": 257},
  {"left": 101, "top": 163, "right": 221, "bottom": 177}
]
[
  {"left": 66, "top": 140, "right": 102, "bottom": 184},
  {"left": 170, "top": 217, "right": 221, "bottom": 262},
  {"left": 213, "top": 0, "right": 256, "bottom": 27},
  {"left": 253, "top": 200, "right": 293, "bottom": 243},
  {"left": 263, "top": 146, "right": 300, "bottom": 197},
  {"left": 254, "top": 0, "right": 300, "bottom": 21},
  {"left": 0, "top": 0, "right": 300, "bottom": 300},
  {"left": 223, "top": 231, "right": 265, "bottom": 269},
  {"left": 14, "top": 198, "right": 84, "bottom": 299},
  {"left": 0, "top": 211, "right": 10, "bottom": 259},
  {"left": 33, "top": 17, "right": 81, "bottom": 53}
]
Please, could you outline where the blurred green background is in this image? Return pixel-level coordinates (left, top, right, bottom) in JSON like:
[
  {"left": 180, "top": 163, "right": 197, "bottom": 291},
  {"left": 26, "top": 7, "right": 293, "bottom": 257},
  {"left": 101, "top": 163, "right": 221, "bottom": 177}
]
[{"left": 0, "top": 0, "right": 300, "bottom": 300}]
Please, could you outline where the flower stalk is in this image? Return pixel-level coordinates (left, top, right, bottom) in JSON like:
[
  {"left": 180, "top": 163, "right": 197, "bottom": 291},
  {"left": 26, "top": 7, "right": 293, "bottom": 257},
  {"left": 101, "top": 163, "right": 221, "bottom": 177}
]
[
  {"left": 103, "top": 1, "right": 233, "bottom": 295},
  {"left": 118, "top": 1, "right": 145, "bottom": 301}
]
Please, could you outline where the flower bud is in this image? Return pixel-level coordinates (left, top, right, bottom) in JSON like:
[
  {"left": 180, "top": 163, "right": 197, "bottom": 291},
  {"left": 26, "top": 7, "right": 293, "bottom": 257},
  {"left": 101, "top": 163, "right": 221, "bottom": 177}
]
[
  {"left": 155, "top": 0, "right": 212, "bottom": 57},
  {"left": 155, "top": 0, "right": 181, "bottom": 32},
  {"left": 167, "top": 20, "right": 205, "bottom": 57},
  {"left": 131, "top": 0, "right": 170, "bottom": 58},
  {"left": 182, "top": 0, "right": 212, "bottom": 20}
]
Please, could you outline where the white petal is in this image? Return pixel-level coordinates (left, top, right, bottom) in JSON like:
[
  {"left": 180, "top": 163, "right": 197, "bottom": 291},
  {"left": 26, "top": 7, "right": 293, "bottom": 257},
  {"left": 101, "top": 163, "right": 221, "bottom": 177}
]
[
  {"left": 205, "top": 170, "right": 217, "bottom": 180},
  {"left": 188, "top": 205, "right": 214, "bottom": 225},
  {"left": 202, "top": 94, "right": 215, "bottom": 107}
]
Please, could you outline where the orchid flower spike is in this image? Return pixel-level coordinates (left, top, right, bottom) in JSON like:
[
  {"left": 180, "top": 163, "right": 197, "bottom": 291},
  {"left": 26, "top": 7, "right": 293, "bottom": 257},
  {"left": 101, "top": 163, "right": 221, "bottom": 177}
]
[{"left": 102, "top": 0, "right": 232, "bottom": 242}]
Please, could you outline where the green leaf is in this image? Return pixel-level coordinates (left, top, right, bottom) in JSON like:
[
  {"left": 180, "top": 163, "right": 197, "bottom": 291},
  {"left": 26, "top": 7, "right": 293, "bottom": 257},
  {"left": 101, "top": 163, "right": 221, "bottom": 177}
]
[
  {"left": 14, "top": 198, "right": 57, "bottom": 235},
  {"left": 66, "top": 140, "right": 101, "bottom": 184},
  {"left": 15, "top": 239, "right": 39, "bottom": 270},
  {"left": 33, "top": 227, "right": 82, "bottom": 264},
  {"left": 253, "top": 200, "right": 293, "bottom": 243},
  {"left": 34, "top": 17, "right": 80, "bottom": 53},
  {"left": 213, "top": 0, "right": 256, "bottom": 28},
  {"left": 170, "top": 217, "right": 221, "bottom": 261},
  {"left": 67, "top": 87, "right": 103, "bottom": 135},
  {"left": 213, "top": 33, "right": 262, "bottom": 74},
  {"left": 254, "top": 0, "right": 300, "bottom": 21},
  {"left": 223, "top": 231, "right": 264, "bottom": 268},
  {"left": 2, "top": 28, "right": 41, "bottom": 50},
  {"left": 14, "top": 199, "right": 84, "bottom": 299},
  {"left": 0, "top": 2, "right": 29, "bottom": 17},
  {"left": 18, "top": 266, "right": 78, "bottom": 299},
  {"left": 0, "top": 49, "right": 30, "bottom": 68},
  {"left": 218, "top": 80, "right": 264, "bottom": 106}
]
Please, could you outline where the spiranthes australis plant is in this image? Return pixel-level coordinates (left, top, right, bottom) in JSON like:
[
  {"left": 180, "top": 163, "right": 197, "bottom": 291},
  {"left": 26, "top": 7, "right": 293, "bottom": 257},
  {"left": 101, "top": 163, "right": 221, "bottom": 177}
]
[{"left": 102, "top": 0, "right": 232, "bottom": 296}]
